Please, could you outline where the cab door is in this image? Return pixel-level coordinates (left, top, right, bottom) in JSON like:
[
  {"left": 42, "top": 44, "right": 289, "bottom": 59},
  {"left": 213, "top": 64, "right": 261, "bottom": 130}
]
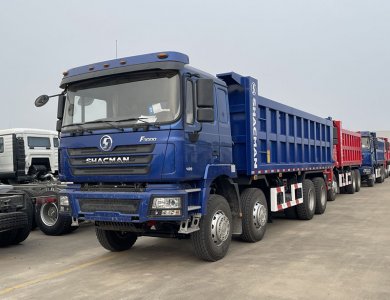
[{"left": 184, "top": 78, "right": 218, "bottom": 179}]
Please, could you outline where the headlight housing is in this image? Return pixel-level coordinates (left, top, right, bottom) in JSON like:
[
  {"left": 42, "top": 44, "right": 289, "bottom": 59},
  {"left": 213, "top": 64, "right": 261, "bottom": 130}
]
[
  {"left": 59, "top": 195, "right": 69, "bottom": 206},
  {"left": 59, "top": 195, "right": 70, "bottom": 213},
  {"left": 150, "top": 196, "right": 182, "bottom": 217},
  {"left": 152, "top": 197, "right": 181, "bottom": 209}
]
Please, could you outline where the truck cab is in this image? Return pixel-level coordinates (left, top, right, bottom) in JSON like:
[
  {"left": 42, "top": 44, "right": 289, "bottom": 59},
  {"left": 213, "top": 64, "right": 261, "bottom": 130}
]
[
  {"left": 359, "top": 131, "right": 386, "bottom": 186},
  {"left": 0, "top": 128, "right": 59, "bottom": 183}
]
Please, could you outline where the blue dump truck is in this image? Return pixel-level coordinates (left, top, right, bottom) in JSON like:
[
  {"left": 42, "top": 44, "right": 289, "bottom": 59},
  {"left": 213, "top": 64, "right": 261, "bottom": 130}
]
[
  {"left": 35, "top": 52, "right": 335, "bottom": 261},
  {"left": 359, "top": 131, "right": 386, "bottom": 187}
]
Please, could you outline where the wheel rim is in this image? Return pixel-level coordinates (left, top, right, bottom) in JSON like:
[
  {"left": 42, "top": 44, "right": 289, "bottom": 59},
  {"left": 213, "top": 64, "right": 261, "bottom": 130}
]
[
  {"left": 253, "top": 201, "right": 267, "bottom": 229},
  {"left": 40, "top": 203, "right": 58, "bottom": 227},
  {"left": 332, "top": 178, "right": 338, "bottom": 195},
  {"left": 320, "top": 187, "right": 326, "bottom": 206},
  {"left": 308, "top": 189, "right": 315, "bottom": 211},
  {"left": 211, "top": 210, "right": 230, "bottom": 247}
]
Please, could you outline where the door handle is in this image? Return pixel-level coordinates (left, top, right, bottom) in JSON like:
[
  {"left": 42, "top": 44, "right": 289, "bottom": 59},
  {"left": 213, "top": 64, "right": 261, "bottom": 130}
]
[{"left": 212, "top": 150, "right": 219, "bottom": 156}]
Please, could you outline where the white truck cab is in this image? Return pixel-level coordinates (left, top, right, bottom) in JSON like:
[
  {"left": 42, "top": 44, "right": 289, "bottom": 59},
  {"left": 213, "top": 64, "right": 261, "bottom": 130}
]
[{"left": 0, "top": 128, "right": 58, "bottom": 183}]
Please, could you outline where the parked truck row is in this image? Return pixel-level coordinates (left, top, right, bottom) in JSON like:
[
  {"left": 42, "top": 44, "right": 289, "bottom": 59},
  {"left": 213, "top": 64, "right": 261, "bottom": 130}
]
[{"left": 2, "top": 52, "right": 387, "bottom": 261}]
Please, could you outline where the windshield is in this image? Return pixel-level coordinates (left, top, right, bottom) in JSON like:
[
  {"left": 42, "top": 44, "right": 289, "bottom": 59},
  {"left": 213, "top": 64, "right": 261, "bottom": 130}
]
[
  {"left": 361, "top": 137, "right": 370, "bottom": 149},
  {"left": 62, "top": 70, "right": 180, "bottom": 129}
]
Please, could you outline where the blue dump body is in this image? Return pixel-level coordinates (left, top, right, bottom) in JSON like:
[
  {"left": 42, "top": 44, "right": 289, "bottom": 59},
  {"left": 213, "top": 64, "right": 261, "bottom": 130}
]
[{"left": 218, "top": 72, "right": 334, "bottom": 175}]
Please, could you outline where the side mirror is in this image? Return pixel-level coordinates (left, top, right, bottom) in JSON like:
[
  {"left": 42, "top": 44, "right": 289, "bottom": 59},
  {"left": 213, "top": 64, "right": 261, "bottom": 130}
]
[
  {"left": 35, "top": 95, "right": 50, "bottom": 107},
  {"left": 197, "top": 108, "right": 214, "bottom": 123},
  {"left": 197, "top": 79, "right": 215, "bottom": 107},
  {"left": 56, "top": 119, "right": 62, "bottom": 132},
  {"left": 57, "top": 95, "right": 66, "bottom": 120}
]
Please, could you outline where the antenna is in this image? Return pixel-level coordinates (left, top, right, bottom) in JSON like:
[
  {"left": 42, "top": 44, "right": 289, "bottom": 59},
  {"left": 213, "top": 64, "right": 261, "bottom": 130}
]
[{"left": 115, "top": 40, "right": 118, "bottom": 58}]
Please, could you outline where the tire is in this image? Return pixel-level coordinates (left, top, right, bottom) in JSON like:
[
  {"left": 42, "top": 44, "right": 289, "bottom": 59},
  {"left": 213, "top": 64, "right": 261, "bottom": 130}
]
[
  {"left": 0, "top": 230, "right": 17, "bottom": 247},
  {"left": 12, "top": 195, "right": 33, "bottom": 244},
  {"left": 240, "top": 188, "right": 268, "bottom": 242},
  {"left": 367, "top": 176, "right": 375, "bottom": 187},
  {"left": 345, "top": 171, "right": 356, "bottom": 194},
  {"left": 313, "top": 177, "right": 327, "bottom": 215},
  {"left": 95, "top": 228, "right": 137, "bottom": 251},
  {"left": 284, "top": 207, "right": 298, "bottom": 219},
  {"left": 35, "top": 191, "right": 74, "bottom": 236},
  {"left": 296, "top": 179, "right": 316, "bottom": 220},
  {"left": 376, "top": 167, "right": 385, "bottom": 183},
  {"left": 23, "top": 189, "right": 38, "bottom": 230},
  {"left": 354, "top": 170, "right": 361, "bottom": 192},
  {"left": 327, "top": 175, "right": 337, "bottom": 202},
  {"left": 191, "top": 194, "right": 232, "bottom": 261}
]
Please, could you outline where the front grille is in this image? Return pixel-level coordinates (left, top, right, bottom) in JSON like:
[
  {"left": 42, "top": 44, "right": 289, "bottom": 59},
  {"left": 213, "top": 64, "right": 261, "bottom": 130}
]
[
  {"left": 68, "top": 144, "right": 154, "bottom": 176},
  {"left": 78, "top": 198, "right": 140, "bottom": 214},
  {"left": 69, "top": 155, "right": 152, "bottom": 166},
  {"left": 80, "top": 184, "right": 145, "bottom": 192},
  {"left": 73, "top": 166, "right": 149, "bottom": 176},
  {"left": 68, "top": 144, "right": 155, "bottom": 156}
]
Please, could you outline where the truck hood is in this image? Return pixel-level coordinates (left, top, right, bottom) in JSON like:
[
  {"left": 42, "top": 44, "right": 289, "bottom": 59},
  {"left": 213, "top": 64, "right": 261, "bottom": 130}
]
[{"left": 59, "top": 130, "right": 178, "bottom": 183}]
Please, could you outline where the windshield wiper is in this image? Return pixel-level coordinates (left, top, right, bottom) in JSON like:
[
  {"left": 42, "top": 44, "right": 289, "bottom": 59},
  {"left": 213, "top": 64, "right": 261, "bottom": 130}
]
[
  {"left": 112, "top": 117, "right": 160, "bottom": 129},
  {"left": 62, "top": 123, "right": 92, "bottom": 134},
  {"left": 83, "top": 120, "right": 124, "bottom": 132}
]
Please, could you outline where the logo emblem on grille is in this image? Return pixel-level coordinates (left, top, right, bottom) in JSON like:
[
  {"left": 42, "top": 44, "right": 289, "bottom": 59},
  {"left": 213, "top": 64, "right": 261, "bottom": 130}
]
[{"left": 100, "top": 135, "right": 113, "bottom": 151}]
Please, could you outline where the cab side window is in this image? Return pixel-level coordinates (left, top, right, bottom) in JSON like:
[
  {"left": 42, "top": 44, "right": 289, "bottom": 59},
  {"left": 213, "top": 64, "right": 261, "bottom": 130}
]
[{"left": 186, "top": 80, "right": 194, "bottom": 124}]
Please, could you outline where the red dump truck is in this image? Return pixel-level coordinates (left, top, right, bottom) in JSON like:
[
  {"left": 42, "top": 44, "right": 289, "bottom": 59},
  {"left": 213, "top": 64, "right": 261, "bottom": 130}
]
[
  {"left": 382, "top": 137, "right": 390, "bottom": 178},
  {"left": 328, "top": 120, "right": 362, "bottom": 201}
]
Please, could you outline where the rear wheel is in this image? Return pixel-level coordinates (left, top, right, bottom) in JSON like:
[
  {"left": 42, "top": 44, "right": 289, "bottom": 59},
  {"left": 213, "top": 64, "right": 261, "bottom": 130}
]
[
  {"left": 296, "top": 179, "right": 316, "bottom": 220},
  {"left": 0, "top": 230, "right": 17, "bottom": 247},
  {"left": 12, "top": 195, "right": 33, "bottom": 244},
  {"left": 96, "top": 228, "right": 137, "bottom": 251},
  {"left": 240, "top": 188, "right": 268, "bottom": 242},
  {"left": 313, "top": 177, "right": 327, "bottom": 215},
  {"left": 345, "top": 171, "right": 356, "bottom": 194},
  {"left": 354, "top": 170, "right": 361, "bottom": 192},
  {"left": 191, "top": 194, "right": 232, "bottom": 261}
]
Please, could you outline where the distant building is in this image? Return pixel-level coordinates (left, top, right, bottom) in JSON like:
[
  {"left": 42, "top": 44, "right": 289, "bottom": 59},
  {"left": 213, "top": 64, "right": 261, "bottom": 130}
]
[{"left": 376, "top": 131, "right": 390, "bottom": 139}]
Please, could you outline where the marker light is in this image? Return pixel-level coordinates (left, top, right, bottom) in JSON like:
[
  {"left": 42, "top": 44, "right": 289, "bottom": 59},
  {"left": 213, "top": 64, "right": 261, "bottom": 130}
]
[{"left": 157, "top": 53, "right": 168, "bottom": 59}]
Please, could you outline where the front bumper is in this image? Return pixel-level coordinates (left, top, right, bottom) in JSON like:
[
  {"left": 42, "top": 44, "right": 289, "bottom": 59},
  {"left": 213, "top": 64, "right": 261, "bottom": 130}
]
[{"left": 63, "top": 184, "right": 202, "bottom": 223}]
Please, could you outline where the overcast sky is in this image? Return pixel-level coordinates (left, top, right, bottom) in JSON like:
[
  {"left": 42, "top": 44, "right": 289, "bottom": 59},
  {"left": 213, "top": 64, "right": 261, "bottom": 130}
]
[{"left": 0, "top": 0, "right": 389, "bottom": 131}]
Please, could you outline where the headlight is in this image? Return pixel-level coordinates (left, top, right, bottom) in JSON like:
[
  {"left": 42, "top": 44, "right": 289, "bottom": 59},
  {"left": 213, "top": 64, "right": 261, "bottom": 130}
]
[
  {"left": 152, "top": 197, "right": 181, "bottom": 209},
  {"left": 149, "top": 196, "right": 182, "bottom": 217},
  {"left": 59, "top": 195, "right": 69, "bottom": 206}
]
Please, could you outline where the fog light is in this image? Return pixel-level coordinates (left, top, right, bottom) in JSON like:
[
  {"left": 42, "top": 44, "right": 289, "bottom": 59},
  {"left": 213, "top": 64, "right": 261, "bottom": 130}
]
[
  {"left": 152, "top": 197, "right": 181, "bottom": 209},
  {"left": 59, "top": 196, "right": 69, "bottom": 206}
]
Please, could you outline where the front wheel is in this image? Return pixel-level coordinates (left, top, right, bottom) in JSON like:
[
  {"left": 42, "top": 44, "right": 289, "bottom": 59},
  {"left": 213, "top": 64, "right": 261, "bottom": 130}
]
[
  {"left": 191, "top": 194, "right": 232, "bottom": 261},
  {"left": 376, "top": 167, "right": 385, "bottom": 183},
  {"left": 367, "top": 176, "right": 375, "bottom": 187},
  {"left": 240, "top": 188, "right": 268, "bottom": 242},
  {"left": 95, "top": 228, "right": 137, "bottom": 251},
  {"left": 35, "top": 191, "right": 76, "bottom": 236}
]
